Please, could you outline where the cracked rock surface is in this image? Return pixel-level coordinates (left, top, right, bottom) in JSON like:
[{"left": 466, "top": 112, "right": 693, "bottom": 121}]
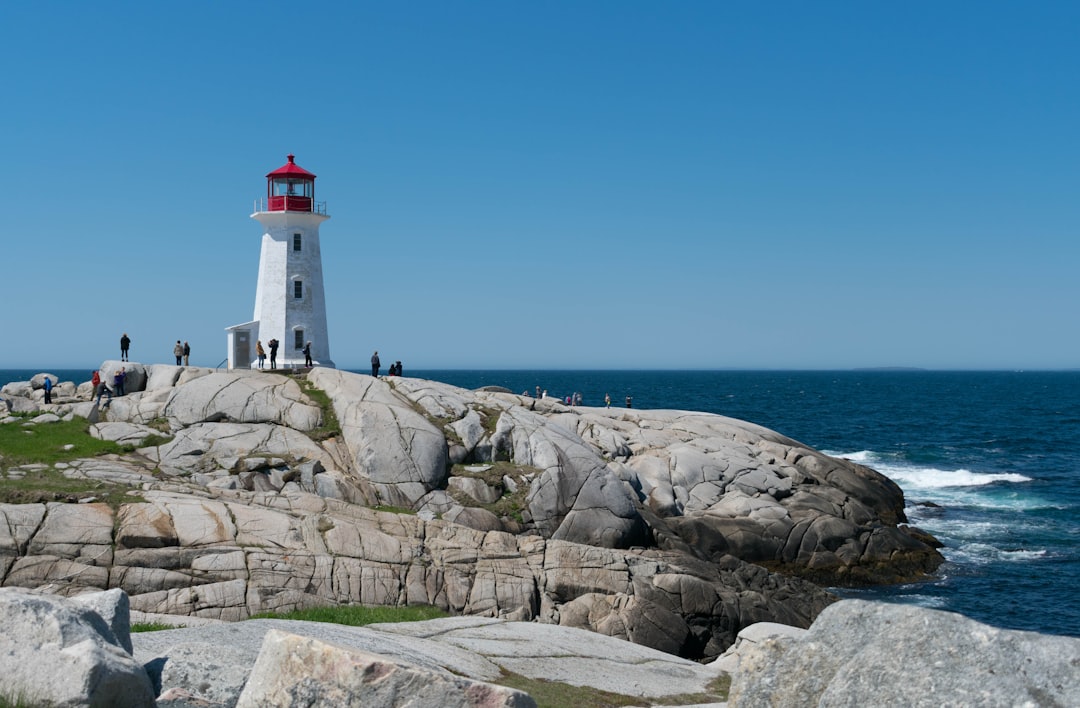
[{"left": 0, "top": 364, "right": 944, "bottom": 660}]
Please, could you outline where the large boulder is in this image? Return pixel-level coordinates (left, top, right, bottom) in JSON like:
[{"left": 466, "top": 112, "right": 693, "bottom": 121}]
[
  {"left": 138, "top": 421, "right": 337, "bottom": 476},
  {"left": 236, "top": 629, "right": 535, "bottom": 707},
  {"left": 99, "top": 361, "right": 149, "bottom": 395},
  {"left": 727, "top": 600, "right": 1080, "bottom": 707},
  {"left": 308, "top": 368, "right": 449, "bottom": 507},
  {"left": 161, "top": 371, "right": 322, "bottom": 431},
  {"left": 0, "top": 587, "right": 155, "bottom": 707},
  {"left": 492, "top": 406, "right": 649, "bottom": 548}
]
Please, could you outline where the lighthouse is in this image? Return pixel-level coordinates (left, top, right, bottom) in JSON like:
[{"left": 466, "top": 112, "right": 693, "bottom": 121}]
[{"left": 226, "top": 154, "right": 335, "bottom": 369}]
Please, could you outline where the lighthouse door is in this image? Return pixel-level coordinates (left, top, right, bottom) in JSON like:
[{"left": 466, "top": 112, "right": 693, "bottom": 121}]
[{"left": 234, "top": 330, "right": 252, "bottom": 369}]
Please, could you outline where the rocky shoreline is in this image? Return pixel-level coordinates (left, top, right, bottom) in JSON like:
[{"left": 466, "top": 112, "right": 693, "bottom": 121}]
[
  {"left": 0, "top": 364, "right": 943, "bottom": 659},
  {"left": 2, "top": 366, "right": 1077, "bottom": 705},
  {"left": 3, "top": 585, "right": 1077, "bottom": 707}
]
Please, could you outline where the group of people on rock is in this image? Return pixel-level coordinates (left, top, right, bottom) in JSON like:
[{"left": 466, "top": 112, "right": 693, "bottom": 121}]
[
  {"left": 254, "top": 338, "right": 317, "bottom": 369},
  {"left": 524, "top": 388, "right": 632, "bottom": 409},
  {"left": 118, "top": 333, "right": 190, "bottom": 367},
  {"left": 370, "top": 351, "right": 403, "bottom": 377},
  {"left": 172, "top": 340, "right": 191, "bottom": 366},
  {"left": 91, "top": 367, "right": 128, "bottom": 407}
]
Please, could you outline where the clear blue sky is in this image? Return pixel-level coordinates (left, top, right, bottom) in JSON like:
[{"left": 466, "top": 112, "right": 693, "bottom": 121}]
[{"left": 3, "top": 2, "right": 1077, "bottom": 370}]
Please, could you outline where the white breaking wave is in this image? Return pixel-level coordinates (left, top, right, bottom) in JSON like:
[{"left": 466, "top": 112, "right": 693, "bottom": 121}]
[
  {"left": 825, "top": 450, "right": 1032, "bottom": 489},
  {"left": 945, "top": 544, "right": 1048, "bottom": 564},
  {"left": 887, "top": 467, "right": 1032, "bottom": 489}
]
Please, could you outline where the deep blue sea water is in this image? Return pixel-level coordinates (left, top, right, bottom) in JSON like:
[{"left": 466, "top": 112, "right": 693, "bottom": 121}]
[{"left": 4, "top": 368, "right": 1078, "bottom": 638}]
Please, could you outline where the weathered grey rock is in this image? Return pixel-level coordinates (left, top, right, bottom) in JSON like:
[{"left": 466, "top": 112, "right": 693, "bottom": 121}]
[
  {"left": 1, "top": 380, "right": 33, "bottom": 397},
  {"left": 71, "top": 587, "right": 136, "bottom": 653},
  {"left": 0, "top": 367, "right": 944, "bottom": 662},
  {"left": 100, "top": 361, "right": 149, "bottom": 395},
  {"left": 308, "top": 368, "right": 449, "bottom": 507},
  {"left": 30, "top": 372, "right": 59, "bottom": 389},
  {"left": 23, "top": 412, "right": 61, "bottom": 424},
  {"left": 0, "top": 587, "right": 155, "bottom": 707},
  {"left": 491, "top": 406, "right": 648, "bottom": 548},
  {"left": 727, "top": 600, "right": 1080, "bottom": 707},
  {"left": 236, "top": 629, "right": 536, "bottom": 707},
  {"left": 449, "top": 475, "right": 503, "bottom": 504},
  {"left": 91, "top": 421, "right": 167, "bottom": 446},
  {"left": 139, "top": 421, "right": 335, "bottom": 476},
  {"left": 134, "top": 614, "right": 721, "bottom": 707},
  {"left": 7, "top": 395, "right": 38, "bottom": 413},
  {"left": 162, "top": 372, "right": 322, "bottom": 431},
  {"left": 444, "top": 505, "right": 505, "bottom": 532},
  {"left": 710, "top": 620, "right": 807, "bottom": 673}
]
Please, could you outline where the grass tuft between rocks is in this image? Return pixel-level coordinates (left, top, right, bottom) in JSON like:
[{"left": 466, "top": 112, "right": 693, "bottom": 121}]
[
  {"left": 297, "top": 379, "right": 341, "bottom": 441},
  {"left": 0, "top": 416, "right": 122, "bottom": 467},
  {"left": 248, "top": 604, "right": 449, "bottom": 625},
  {"left": 130, "top": 622, "right": 181, "bottom": 633},
  {"left": 0, "top": 417, "right": 148, "bottom": 508},
  {"left": 0, "top": 691, "right": 40, "bottom": 708}
]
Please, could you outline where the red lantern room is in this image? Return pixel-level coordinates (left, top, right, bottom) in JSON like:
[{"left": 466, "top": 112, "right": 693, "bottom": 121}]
[{"left": 266, "top": 154, "right": 316, "bottom": 212}]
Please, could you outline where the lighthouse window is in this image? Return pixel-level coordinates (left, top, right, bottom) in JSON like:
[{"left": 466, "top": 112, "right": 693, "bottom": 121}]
[
  {"left": 294, "top": 330, "right": 304, "bottom": 350},
  {"left": 293, "top": 234, "right": 302, "bottom": 251},
  {"left": 294, "top": 280, "right": 303, "bottom": 299}
]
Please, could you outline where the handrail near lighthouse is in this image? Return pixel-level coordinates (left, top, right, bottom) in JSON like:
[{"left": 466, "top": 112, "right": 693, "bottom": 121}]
[{"left": 253, "top": 197, "right": 327, "bottom": 214}]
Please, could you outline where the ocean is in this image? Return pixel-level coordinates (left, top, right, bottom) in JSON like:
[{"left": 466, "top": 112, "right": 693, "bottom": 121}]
[{"left": 3, "top": 368, "right": 1078, "bottom": 638}]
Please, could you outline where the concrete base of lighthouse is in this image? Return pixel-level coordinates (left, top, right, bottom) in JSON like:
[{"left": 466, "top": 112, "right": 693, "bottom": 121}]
[{"left": 226, "top": 321, "right": 336, "bottom": 370}]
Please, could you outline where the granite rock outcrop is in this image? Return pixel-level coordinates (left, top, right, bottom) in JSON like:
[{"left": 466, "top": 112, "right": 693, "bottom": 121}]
[
  {"left": 726, "top": 599, "right": 1080, "bottom": 707},
  {"left": 0, "top": 365, "right": 944, "bottom": 660}
]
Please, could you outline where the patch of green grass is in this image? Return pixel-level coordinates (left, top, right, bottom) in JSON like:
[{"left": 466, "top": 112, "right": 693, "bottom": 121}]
[
  {"left": 131, "top": 622, "right": 182, "bottom": 632},
  {"left": 476, "top": 405, "right": 502, "bottom": 437},
  {"left": 120, "top": 433, "right": 173, "bottom": 451},
  {"left": 0, "top": 417, "right": 124, "bottom": 468},
  {"left": 0, "top": 467, "right": 145, "bottom": 508},
  {"left": 448, "top": 461, "right": 536, "bottom": 524},
  {"left": 249, "top": 604, "right": 448, "bottom": 626},
  {"left": 146, "top": 417, "right": 172, "bottom": 433},
  {"left": 297, "top": 380, "right": 341, "bottom": 441},
  {"left": 0, "top": 691, "right": 40, "bottom": 708}
]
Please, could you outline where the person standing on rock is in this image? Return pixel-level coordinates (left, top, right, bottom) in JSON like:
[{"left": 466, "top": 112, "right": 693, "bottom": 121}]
[
  {"left": 269, "top": 338, "right": 279, "bottom": 369},
  {"left": 303, "top": 341, "right": 313, "bottom": 367},
  {"left": 371, "top": 350, "right": 381, "bottom": 377},
  {"left": 605, "top": 393, "right": 611, "bottom": 408},
  {"left": 625, "top": 395, "right": 632, "bottom": 409},
  {"left": 114, "top": 367, "right": 126, "bottom": 397},
  {"left": 173, "top": 340, "right": 183, "bottom": 365},
  {"left": 120, "top": 333, "right": 131, "bottom": 362},
  {"left": 183, "top": 341, "right": 190, "bottom": 366},
  {"left": 42, "top": 376, "right": 53, "bottom": 404},
  {"left": 255, "top": 340, "right": 266, "bottom": 369}
]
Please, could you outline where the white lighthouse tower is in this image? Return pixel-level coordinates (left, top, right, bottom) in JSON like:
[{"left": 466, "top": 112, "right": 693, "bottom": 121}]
[{"left": 226, "top": 154, "right": 335, "bottom": 369}]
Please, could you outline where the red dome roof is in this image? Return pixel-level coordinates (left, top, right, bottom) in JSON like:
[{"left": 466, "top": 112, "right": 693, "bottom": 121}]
[{"left": 266, "top": 154, "right": 316, "bottom": 179}]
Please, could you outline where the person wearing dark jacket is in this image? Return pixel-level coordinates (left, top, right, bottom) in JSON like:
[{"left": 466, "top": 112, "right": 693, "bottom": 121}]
[
  {"left": 120, "top": 333, "right": 131, "bottom": 362},
  {"left": 371, "top": 351, "right": 381, "bottom": 377},
  {"left": 269, "top": 339, "right": 279, "bottom": 369}
]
